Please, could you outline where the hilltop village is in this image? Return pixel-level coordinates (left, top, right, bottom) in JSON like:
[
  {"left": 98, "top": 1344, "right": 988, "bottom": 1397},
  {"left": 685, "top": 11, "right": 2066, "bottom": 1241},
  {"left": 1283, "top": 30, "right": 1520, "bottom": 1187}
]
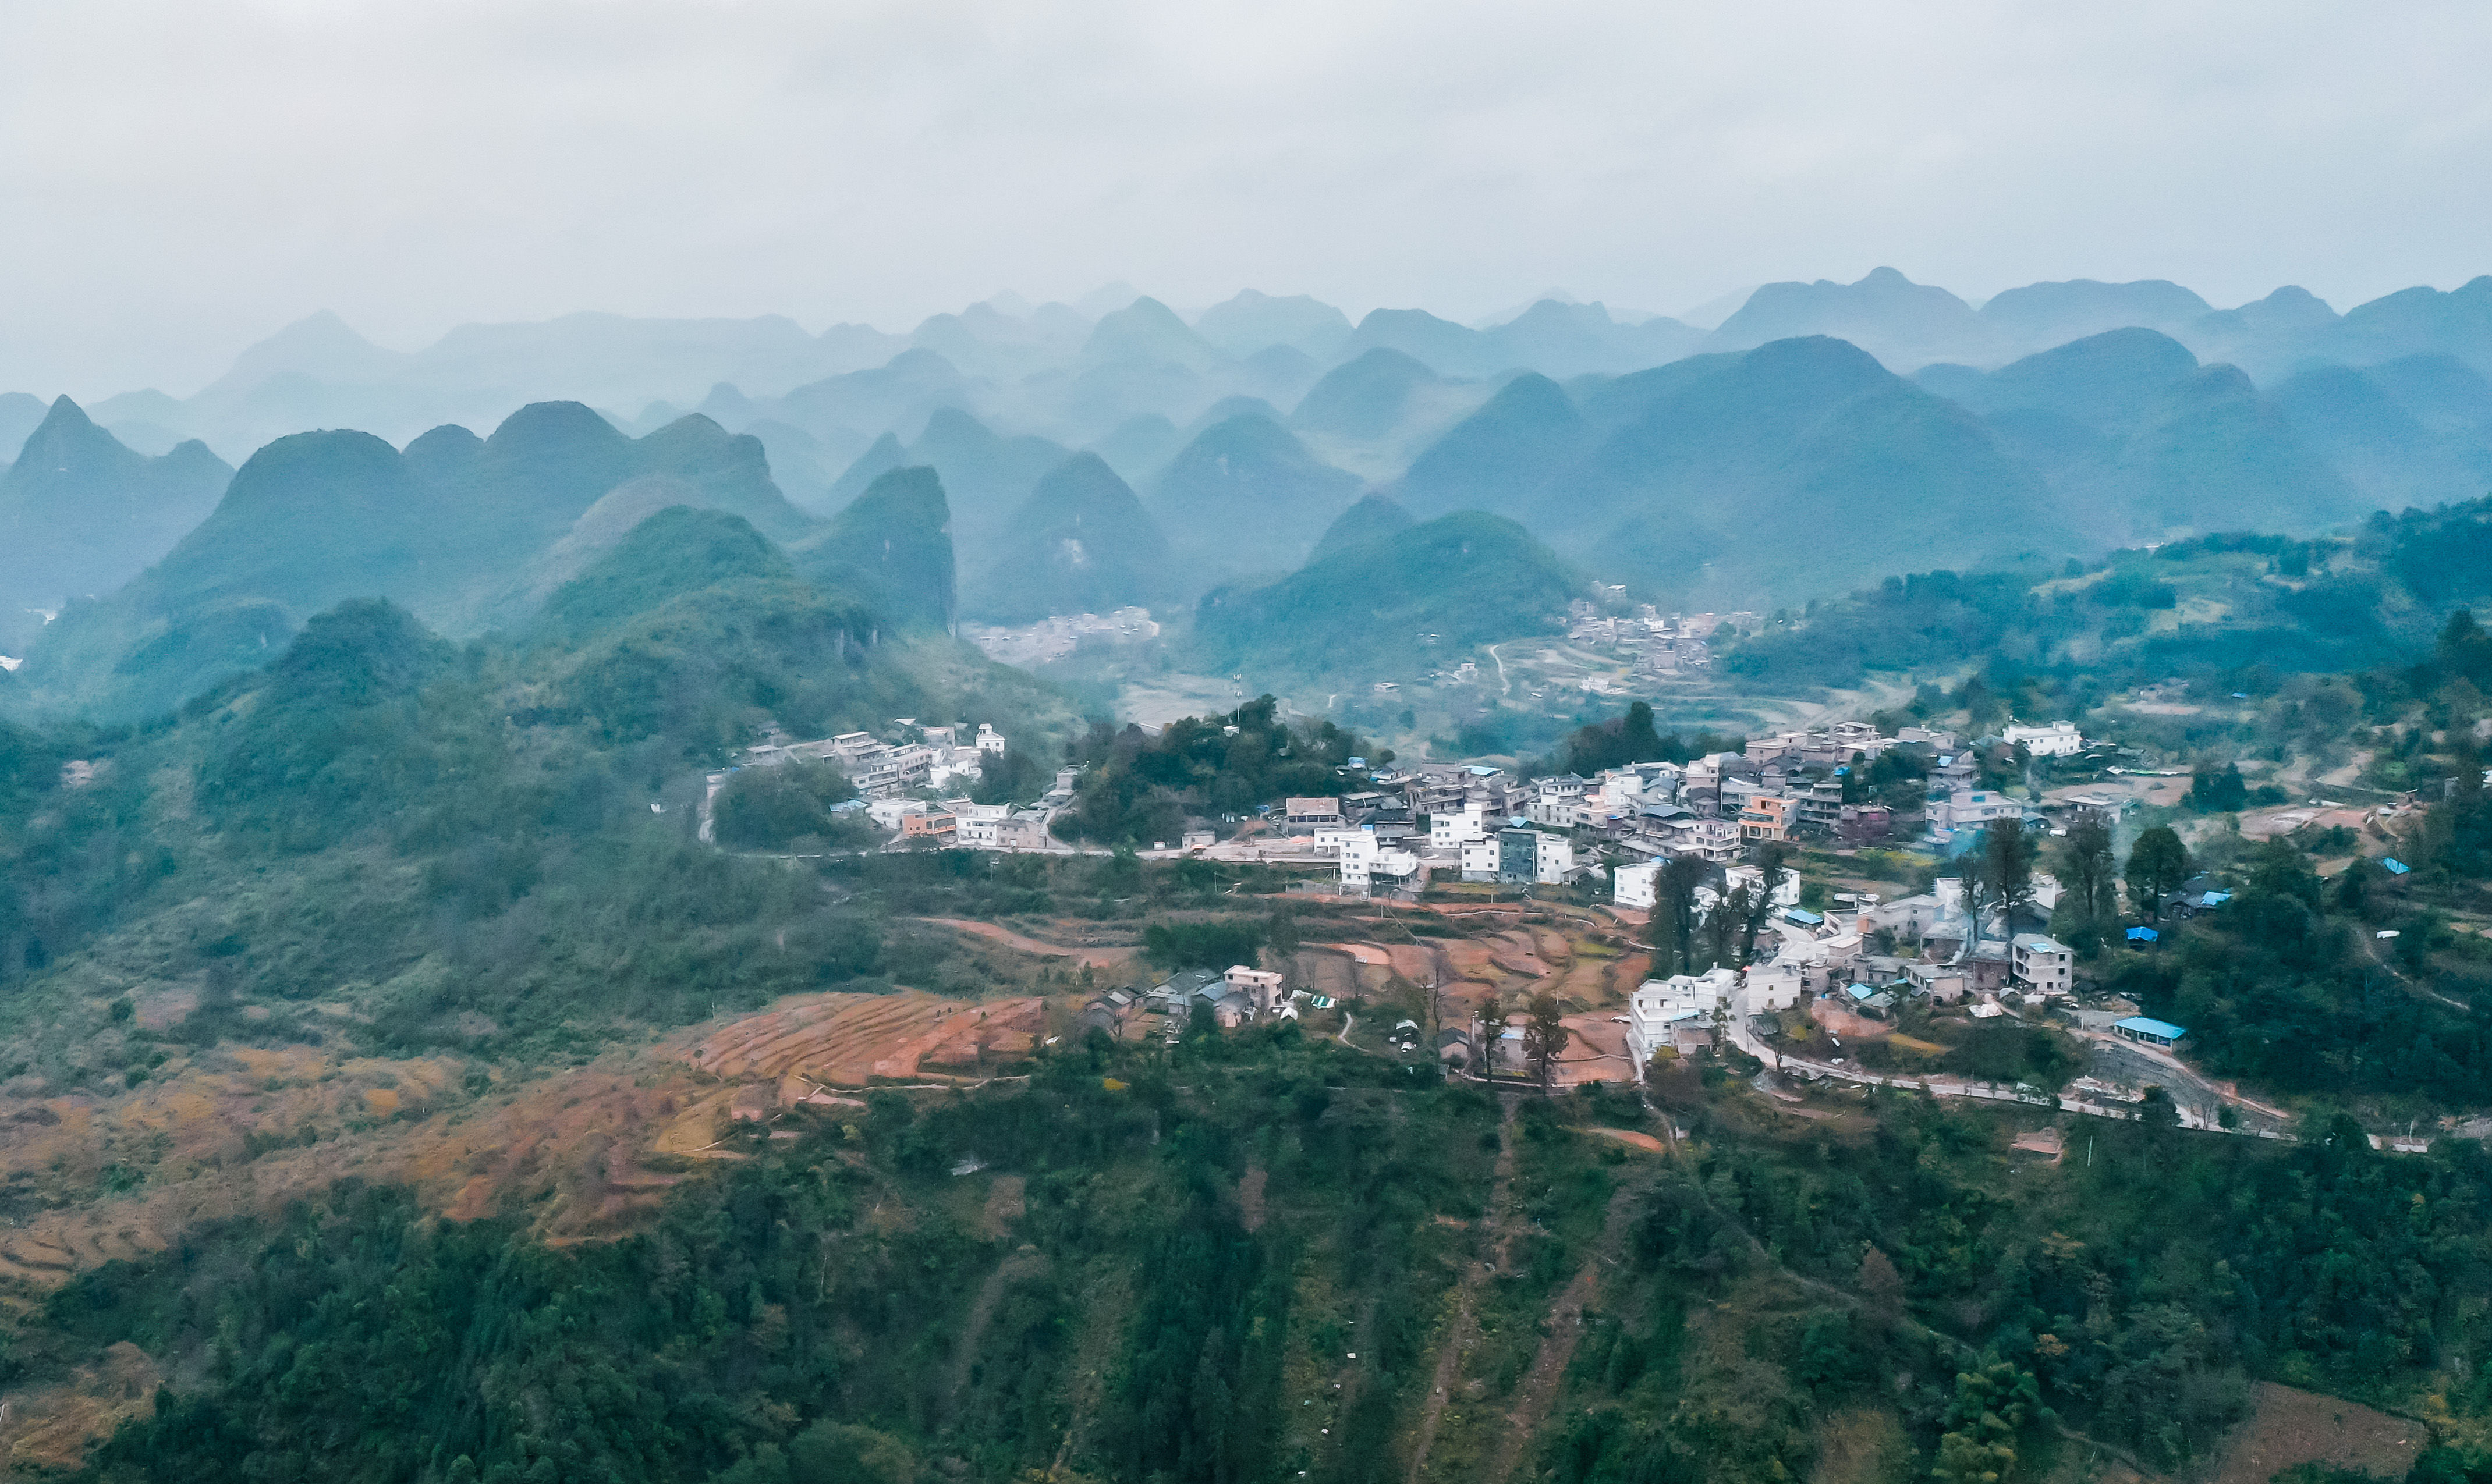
[{"left": 709, "top": 688, "right": 2440, "bottom": 1151}]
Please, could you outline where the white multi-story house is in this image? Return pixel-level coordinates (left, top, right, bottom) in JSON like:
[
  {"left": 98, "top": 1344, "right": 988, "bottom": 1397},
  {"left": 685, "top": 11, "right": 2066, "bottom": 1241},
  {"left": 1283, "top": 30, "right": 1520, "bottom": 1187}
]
[
  {"left": 1430, "top": 803, "right": 1488, "bottom": 850},
  {"left": 1672, "top": 818, "right": 1741, "bottom": 863},
  {"left": 1626, "top": 969, "right": 1735, "bottom": 1070},
  {"left": 1736, "top": 963, "right": 1805, "bottom": 1017},
  {"left": 2001, "top": 720, "right": 2085, "bottom": 758},
  {"left": 976, "top": 723, "right": 1008, "bottom": 755},
  {"left": 1526, "top": 795, "right": 1580, "bottom": 829},
  {"left": 1613, "top": 861, "right": 1660, "bottom": 910},
  {"left": 1723, "top": 862, "right": 1802, "bottom": 909},
  {"left": 953, "top": 803, "right": 1009, "bottom": 848},
  {"left": 1459, "top": 836, "right": 1500, "bottom": 882},
  {"left": 1533, "top": 832, "right": 1574, "bottom": 883},
  {"left": 1339, "top": 832, "right": 1420, "bottom": 890},
  {"left": 1934, "top": 791, "right": 2025, "bottom": 832}
]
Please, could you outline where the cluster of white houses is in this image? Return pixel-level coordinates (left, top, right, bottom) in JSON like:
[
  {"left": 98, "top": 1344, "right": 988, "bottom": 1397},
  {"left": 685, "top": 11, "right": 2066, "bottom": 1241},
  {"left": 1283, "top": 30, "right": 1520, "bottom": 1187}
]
[{"left": 729, "top": 713, "right": 2089, "bottom": 899}]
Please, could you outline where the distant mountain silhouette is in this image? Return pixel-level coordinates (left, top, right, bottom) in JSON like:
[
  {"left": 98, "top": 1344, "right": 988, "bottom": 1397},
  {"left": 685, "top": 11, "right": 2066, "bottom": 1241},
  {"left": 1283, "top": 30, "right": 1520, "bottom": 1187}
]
[
  {"left": 1484, "top": 301, "right": 1704, "bottom": 377},
  {"left": 1394, "top": 374, "right": 1589, "bottom": 519},
  {"left": 2273, "top": 363, "right": 2492, "bottom": 511},
  {"left": 1977, "top": 280, "right": 2213, "bottom": 355},
  {"left": 1292, "top": 350, "right": 1442, "bottom": 441},
  {"left": 1391, "top": 336, "right": 2079, "bottom": 604},
  {"left": 13, "top": 402, "right": 819, "bottom": 718},
  {"left": 1920, "top": 330, "right": 2441, "bottom": 539},
  {"left": 824, "top": 408, "right": 1068, "bottom": 573},
  {"left": 1923, "top": 328, "right": 2201, "bottom": 431},
  {"left": 1081, "top": 297, "right": 1226, "bottom": 373},
  {"left": 777, "top": 350, "right": 975, "bottom": 451},
  {"left": 0, "top": 397, "right": 232, "bottom": 615},
  {"left": 1144, "top": 415, "right": 1364, "bottom": 587},
  {"left": 1310, "top": 492, "right": 1415, "bottom": 562},
  {"left": 0, "top": 391, "right": 49, "bottom": 465},
  {"left": 1334, "top": 309, "right": 1496, "bottom": 378},
  {"left": 1193, "top": 291, "right": 1354, "bottom": 359},
  {"left": 1086, "top": 414, "right": 1181, "bottom": 483},
  {"left": 1706, "top": 267, "right": 1993, "bottom": 369},
  {"left": 541, "top": 505, "right": 798, "bottom": 641}
]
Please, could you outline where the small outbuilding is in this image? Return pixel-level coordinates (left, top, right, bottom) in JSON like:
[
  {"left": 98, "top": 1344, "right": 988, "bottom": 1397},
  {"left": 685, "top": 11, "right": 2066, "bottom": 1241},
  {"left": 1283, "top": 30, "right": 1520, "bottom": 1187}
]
[{"left": 2112, "top": 1015, "right": 2188, "bottom": 1048}]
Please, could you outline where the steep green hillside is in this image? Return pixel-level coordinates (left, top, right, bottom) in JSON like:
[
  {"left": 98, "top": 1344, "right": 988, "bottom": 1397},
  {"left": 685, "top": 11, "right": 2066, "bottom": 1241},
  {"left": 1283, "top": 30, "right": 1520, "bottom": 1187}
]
[
  {"left": 793, "top": 466, "right": 959, "bottom": 634},
  {"left": 1195, "top": 510, "right": 1578, "bottom": 681},
  {"left": 823, "top": 409, "right": 1068, "bottom": 574},
  {"left": 968, "top": 453, "right": 1171, "bottom": 623},
  {"left": 21, "top": 1019, "right": 2492, "bottom": 1484},
  {"left": 1717, "top": 495, "right": 2492, "bottom": 690},
  {"left": 537, "top": 506, "right": 796, "bottom": 640}
]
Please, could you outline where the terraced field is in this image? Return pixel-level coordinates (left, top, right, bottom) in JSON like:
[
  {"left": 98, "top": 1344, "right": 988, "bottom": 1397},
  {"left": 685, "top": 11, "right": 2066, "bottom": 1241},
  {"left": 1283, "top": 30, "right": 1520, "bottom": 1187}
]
[{"left": 683, "top": 990, "right": 1045, "bottom": 1085}]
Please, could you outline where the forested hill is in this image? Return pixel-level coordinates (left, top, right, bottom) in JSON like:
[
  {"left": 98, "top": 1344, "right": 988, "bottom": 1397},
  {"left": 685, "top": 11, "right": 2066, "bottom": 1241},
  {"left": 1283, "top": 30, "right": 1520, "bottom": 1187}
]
[
  {"left": 1715, "top": 495, "right": 2492, "bottom": 691},
  {"left": 1193, "top": 509, "right": 1580, "bottom": 683},
  {"left": 33, "top": 1020, "right": 2492, "bottom": 1484},
  {"left": 4, "top": 403, "right": 824, "bottom": 722}
]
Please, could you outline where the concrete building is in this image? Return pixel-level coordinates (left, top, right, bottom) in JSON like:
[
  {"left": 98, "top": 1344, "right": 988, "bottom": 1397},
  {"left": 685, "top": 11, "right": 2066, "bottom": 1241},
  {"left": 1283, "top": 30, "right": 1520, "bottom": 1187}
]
[
  {"left": 995, "top": 810, "right": 1055, "bottom": 851},
  {"left": 1625, "top": 969, "right": 1734, "bottom": 1071},
  {"left": 1935, "top": 790, "right": 2025, "bottom": 832},
  {"left": 953, "top": 803, "right": 1009, "bottom": 848},
  {"left": 1459, "top": 836, "right": 1500, "bottom": 881},
  {"left": 901, "top": 810, "right": 956, "bottom": 843},
  {"left": 1739, "top": 794, "right": 1796, "bottom": 843},
  {"left": 2010, "top": 934, "right": 2073, "bottom": 997},
  {"left": 1430, "top": 801, "right": 1489, "bottom": 850},
  {"left": 2001, "top": 720, "right": 2085, "bottom": 758},
  {"left": 1224, "top": 965, "right": 1288, "bottom": 1016},
  {"left": 1738, "top": 963, "right": 1804, "bottom": 1016},
  {"left": 1613, "top": 861, "right": 1660, "bottom": 911},
  {"left": 867, "top": 798, "right": 925, "bottom": 831},
  {"left": 1339, "top": 831, "right": 1420, "bottom": 890},
  {"left": 1497, "top": 829, "right": 1540, "bottom": 884},
  {"left": 1282, "top": 797, "right": 1344, "bottom": 830},
  {"left": 1674, "top": 818, "right": 1741, "bottom": 863}
]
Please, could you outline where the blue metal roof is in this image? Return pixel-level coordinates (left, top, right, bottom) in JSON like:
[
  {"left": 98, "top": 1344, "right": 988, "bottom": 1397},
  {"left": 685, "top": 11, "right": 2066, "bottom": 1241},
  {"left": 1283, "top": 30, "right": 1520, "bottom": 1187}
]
[
  {"left": 1783, "top": 908, "right": 1824, "bottom": 925},
  {"left": 2115, "top": 1016, "right": 2188, "bottom": 1039},
  {"left": 2125, "top": 926, "right": 2159, "bottom": 941},
  {"left": 2382, "top": 858, "right": 2411, "bottom": 875},
  {"left": 1844, "top": 983, "right": 1874, "bottom": 1001}
]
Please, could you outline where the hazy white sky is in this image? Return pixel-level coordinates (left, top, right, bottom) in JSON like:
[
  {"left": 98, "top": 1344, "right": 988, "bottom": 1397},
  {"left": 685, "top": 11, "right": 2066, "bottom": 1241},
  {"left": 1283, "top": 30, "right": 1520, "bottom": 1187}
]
[{"left": 3, "top": 0, "right": 2488, "bottom": 397}]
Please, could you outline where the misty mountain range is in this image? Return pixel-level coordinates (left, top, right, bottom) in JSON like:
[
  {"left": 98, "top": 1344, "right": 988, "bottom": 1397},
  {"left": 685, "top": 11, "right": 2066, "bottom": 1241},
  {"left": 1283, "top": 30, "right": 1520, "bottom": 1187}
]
[{"left": 5, "top": 267, "right": 2492, "bottom": 715}]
